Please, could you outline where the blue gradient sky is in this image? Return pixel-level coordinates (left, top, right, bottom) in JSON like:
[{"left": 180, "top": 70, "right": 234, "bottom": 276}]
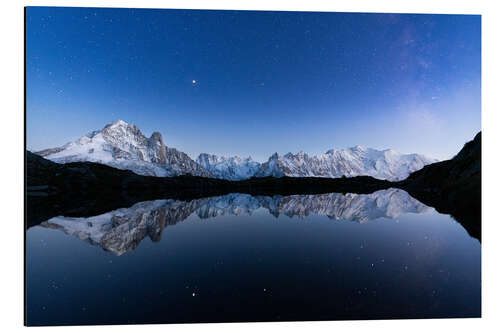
[{"left": 26, "top": 7, "right": 481, "bottom": 162}]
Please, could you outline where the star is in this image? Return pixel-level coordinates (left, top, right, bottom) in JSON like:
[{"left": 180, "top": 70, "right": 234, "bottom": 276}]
[{"left": 192, "top": 79, "right": 197, "bottom": 84}]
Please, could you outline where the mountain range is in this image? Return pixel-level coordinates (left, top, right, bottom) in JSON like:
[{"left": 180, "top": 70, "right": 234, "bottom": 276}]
[{"left": 35, "top": 120, "right": 437, "bottom": 181}]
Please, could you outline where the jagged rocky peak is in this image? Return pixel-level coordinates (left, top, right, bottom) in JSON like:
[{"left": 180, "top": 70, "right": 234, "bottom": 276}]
[
  {"left": 149, "top": 131, "right": 164, "bottom": 144},
  {"left": 254, "top": 152, "right": 287, "bottom": 178},
  {"left": 106, "top": 119, "right": 131, "bottom": 129},
  {"left": 146, "top": 131, "right": 167, "bottom": 164},
  {"left": 102, "top": 120, "right": 143, "bottom": 140}
]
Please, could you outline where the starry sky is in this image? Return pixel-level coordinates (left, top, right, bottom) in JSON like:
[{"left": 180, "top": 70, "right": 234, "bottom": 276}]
[{"left": 26, "top": 7, "right": 481, "bottom": 162}]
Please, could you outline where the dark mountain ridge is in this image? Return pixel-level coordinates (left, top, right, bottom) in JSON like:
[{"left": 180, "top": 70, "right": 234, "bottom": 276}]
[{"left": 398, "top": 132, "right": 481, "bottom": 239}]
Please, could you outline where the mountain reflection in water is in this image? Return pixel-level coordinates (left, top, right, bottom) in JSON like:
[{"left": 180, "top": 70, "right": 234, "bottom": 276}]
[{"left": 41, "top": 188, "right": 429, "bottom": 256}]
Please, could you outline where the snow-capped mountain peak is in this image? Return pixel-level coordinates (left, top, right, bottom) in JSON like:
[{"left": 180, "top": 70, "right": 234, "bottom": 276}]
[{"left": 36, "top": 120, "right": 213, "bottom": 178}]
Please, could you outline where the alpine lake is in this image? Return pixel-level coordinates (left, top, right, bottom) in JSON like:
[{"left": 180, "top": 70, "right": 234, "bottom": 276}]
[{"left": 26, "top": 189, "right": 481, "bottom": 325}]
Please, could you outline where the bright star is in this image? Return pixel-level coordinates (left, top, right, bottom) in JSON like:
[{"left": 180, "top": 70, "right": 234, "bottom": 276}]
[{"left": 192, "top": 79, "right": 197, "bottom": 84}]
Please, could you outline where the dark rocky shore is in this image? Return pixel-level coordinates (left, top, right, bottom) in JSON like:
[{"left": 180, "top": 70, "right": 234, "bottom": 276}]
[{"left": 398, "top": 132, "right": 481, "bottom": 240}]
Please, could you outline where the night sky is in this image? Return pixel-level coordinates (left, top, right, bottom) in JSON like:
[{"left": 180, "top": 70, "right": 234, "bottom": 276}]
[{"left": 26, "top": 7, "right": 481, "bottom": 161}]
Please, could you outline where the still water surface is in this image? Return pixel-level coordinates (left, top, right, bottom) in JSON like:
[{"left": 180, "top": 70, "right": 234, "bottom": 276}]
[{"left": 26, "top": 189, "right": 481, "bottom": 325}]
